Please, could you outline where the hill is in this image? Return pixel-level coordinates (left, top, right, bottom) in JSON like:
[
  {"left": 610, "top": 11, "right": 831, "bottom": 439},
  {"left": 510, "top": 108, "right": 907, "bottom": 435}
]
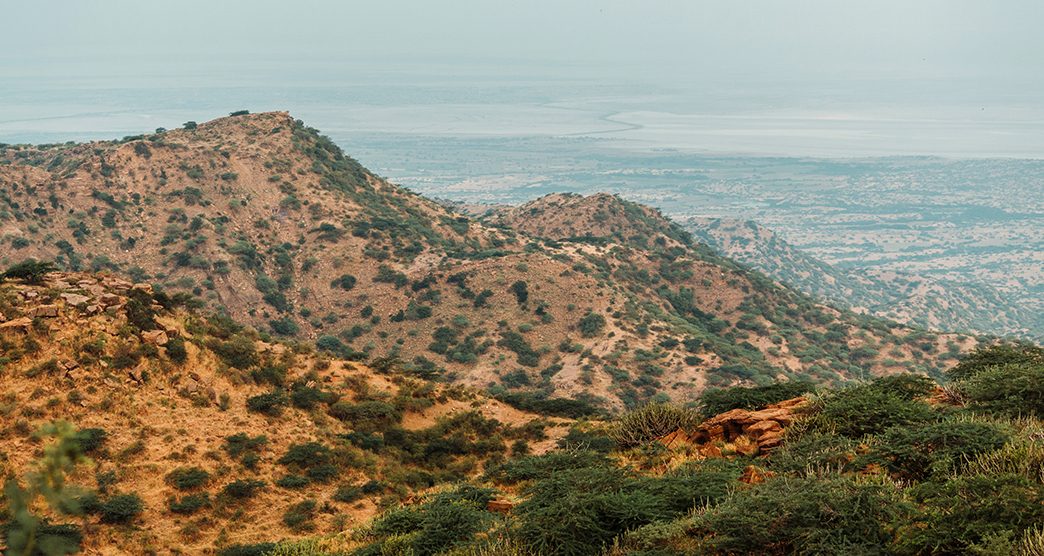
[
  {"left": 684, "top": 217, "right": 1042, "bottom": 339},
  {"left": 0, "top": 268, "right": 566, "bottom": 553},
  {"left": 0, "top": 114, "right": 970, "bottom": 410}
]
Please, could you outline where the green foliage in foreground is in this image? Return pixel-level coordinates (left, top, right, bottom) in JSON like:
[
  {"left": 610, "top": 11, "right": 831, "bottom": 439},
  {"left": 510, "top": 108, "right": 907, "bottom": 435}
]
[
  {"left": 13, "top": 344, "right": 1044, "bottom": 556},
  {"left": 350, "top": 344, "right": 1044, "bottom": 556}
]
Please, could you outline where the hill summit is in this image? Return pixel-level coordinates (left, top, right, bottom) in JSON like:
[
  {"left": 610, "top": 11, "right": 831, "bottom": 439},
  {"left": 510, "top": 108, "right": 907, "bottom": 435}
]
[{"left": 0, "top": 112, "right": 969, "bottom": 409}]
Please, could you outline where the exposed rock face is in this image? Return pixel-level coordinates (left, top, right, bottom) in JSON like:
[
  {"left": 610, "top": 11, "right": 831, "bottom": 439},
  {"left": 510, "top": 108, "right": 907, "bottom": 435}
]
[
  {"left": 0, "top": 317, "right": 32, "bottom": 333},
  {"left": 661, "top": 396, "right": 808, "bottom": 456},
  {"left": 31, "top": 304, "right": 59, "bottom": 318}
]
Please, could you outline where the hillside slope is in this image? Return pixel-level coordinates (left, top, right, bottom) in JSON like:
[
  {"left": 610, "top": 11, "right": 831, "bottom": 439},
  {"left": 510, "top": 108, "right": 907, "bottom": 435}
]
[
  {"left": 0, "top": 115, "right": 970, "bottom": 409},
  {"left": 0, "top": 269, "right": 564, "bottom": 553},
  {"left": 684, "top": 217, "right": 1042, "bottom": 339}
]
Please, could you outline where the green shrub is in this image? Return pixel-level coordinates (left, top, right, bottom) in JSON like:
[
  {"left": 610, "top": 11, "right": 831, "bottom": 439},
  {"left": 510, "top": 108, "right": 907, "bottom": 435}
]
[
  {"left": 278, "top": 442, "right": 332, "bottom": 470},
  {"left": 328, "top": 400, "right": 401, "bottom": 432},
  {"left": 269, "top": 318, "right": 298, "bottom": 336},
  {"left": 895, "top": 473, "right": 1044, "bottom": 554},
  {"left": 486, "top": 451, "right": 612, "bottom": 485},
  {"left": 98, "top": 493, "right": 144, "bottom": 524},
  {"left": 224, "top": 433, "right": 267, "bottom": 460},
  {"left": 497, "top": 332, "right": 540, "bottom": 367},
  {"left": 514, "top": 465, "right": 735, "bottom": 556},
  {"left": 165, "top": 467, "right": 210, "bottom": 491},
  {"left": 609, "top": 402, "right": 698, "bottom": 448},
  {"left": 692, "top": 476, "right": 906, "bottom": 555},
  {"left": 168, "top": 493, "right": 209, "bottom": 514},
  {"left": 960, "top": 362, "right": 1044, "bottom": 418},
  {"left": 510, "top": 281, "right": 529, "bottom": 305},
  {"left": 209, "top": 335, "right": 259, "bottom": 369},
  {"left": 367, "top": 486, "right": 497, "bottom": 556},
  {"left": 275, "top": 475, "right": 310, "bottom": 489},
  {"left": 71, "top": 428, "right": 107, "bottom": 454},
  {"left": 332, "top": 484, "right": 365, "bottom": 503},
  {"left": 222, "top": 479, "right": 266, "bottom": 500},
  {"left": 3, "top": 259, "right": 56, "bottom": 284},
  {"left": 766, "top": 432, "right": 860, "bottom": 475},
  {"left": 166, "top": 336, "right": 188, "bottom": 364},
  {"left": 698, "top": 381, "right": 814, "bottom": 417},
  {"left": 947, "top": 342, "right": 1044, "bottom": 382},
  {"left": 246, "top": 390, "right": 288, "bottom": 416},
  {"left": 282, "top": 499, "right": 317, "bottom": 531},
  {"left": 814, "top": 385, "right": 936, "bottom": 438},
  {"left": 868, "top": 373, "right": 937, "bottom": 400},
  {"left": 330, "top": 274, "right": 357, "bottom": 290},
  {"left": 865, "top": 420, "right": 1009, "bottom": 481},
  {"left": 577, "top": 312, "right": 606, "bottom": 338}
]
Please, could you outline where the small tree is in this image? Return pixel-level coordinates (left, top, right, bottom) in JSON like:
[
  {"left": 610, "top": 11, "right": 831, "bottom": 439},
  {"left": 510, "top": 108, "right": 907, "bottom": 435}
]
[
  {"left": 577, "top": 312, "right": 606, "bottom": 338},
  {"left": 3, "top": 259, "right": 57, "bottom": 285},
  {"left": 510, "top": 281, "right": 529, "bottom": 305}
]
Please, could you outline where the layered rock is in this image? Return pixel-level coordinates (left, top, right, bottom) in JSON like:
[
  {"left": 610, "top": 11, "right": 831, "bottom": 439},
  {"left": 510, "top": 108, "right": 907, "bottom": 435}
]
[{"left": 660, "top": 396, "right": 808, "bottom": 456}]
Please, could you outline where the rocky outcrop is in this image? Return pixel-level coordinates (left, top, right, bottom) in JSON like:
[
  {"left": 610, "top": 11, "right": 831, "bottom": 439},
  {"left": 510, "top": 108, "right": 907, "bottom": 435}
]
[{"left": 660, "top": 397, "right": 808, "bottom": 456}]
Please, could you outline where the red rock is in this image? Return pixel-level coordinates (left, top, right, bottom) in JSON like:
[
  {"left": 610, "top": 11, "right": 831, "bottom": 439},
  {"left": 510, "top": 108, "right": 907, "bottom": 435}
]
[
  {"left": 745, "top": 420, "right": 782, "bottom": 438},
  {"left": 756, "top": 430, "right": 785, "bottom": 450},
  {"left": 739, "top": 465, "right": 775, "bottom": 484}
]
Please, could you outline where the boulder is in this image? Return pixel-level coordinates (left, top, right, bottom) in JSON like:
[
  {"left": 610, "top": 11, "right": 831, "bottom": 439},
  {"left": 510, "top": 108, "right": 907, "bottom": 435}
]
[
  {"left": 0, "top": 317, "right": 32, "bottom": 333},
  {"left": 141, "top": 330, "right": 169, "bottom": 346},
  {"left": 32, "top": 304, "right": 59, "bottom": 318},
  {"left": 99, "top": 293, "right": 122, "bottom": 307},
  {"left": 61, "top": 292, "right": 91, "bottom": 306},
  {"left": 745, "top": 419, "right": 782, "bottom": 438},
  {"left": 756, "top": 429, "right": 786, "bottom": 450}
]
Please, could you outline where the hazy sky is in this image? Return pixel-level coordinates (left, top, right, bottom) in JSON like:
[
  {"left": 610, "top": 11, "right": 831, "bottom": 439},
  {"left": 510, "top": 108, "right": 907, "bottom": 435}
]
[
  {"left": 3, "top": 0, "right": 1042, "bottom": 83},
  {"left": 3, "top": 1, "right": 1044, "bottom": 157}
]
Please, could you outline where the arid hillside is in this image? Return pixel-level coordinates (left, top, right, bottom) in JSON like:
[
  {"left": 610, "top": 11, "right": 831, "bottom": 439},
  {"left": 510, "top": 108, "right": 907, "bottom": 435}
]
[
  {"left": 0, "top": 268, "right": 564, "bottom": 553},
  {"left": 0, "top": 114, "right": 971, "bottom": 409}
]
